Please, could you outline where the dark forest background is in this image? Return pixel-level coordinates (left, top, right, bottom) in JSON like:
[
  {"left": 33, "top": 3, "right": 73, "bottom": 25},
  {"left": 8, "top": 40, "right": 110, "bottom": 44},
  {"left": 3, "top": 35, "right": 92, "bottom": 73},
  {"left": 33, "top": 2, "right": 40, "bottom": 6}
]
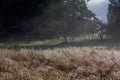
[{"left": 0, "top": 0, "right": 120, "bottom": 43}]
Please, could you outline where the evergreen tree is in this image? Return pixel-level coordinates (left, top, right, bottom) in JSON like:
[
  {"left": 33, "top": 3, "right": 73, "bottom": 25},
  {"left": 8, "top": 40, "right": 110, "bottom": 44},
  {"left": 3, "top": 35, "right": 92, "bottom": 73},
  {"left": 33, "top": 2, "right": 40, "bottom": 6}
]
[{"left": 107, "top": 0, "right": 120, "bottom": 39}]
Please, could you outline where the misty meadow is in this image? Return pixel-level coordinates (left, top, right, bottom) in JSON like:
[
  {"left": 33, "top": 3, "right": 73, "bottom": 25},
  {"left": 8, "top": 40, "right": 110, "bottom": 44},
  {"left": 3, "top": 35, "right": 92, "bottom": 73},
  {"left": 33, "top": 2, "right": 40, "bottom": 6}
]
[{"left": 0, "top": 0, "right": 120, "bottom": 80}]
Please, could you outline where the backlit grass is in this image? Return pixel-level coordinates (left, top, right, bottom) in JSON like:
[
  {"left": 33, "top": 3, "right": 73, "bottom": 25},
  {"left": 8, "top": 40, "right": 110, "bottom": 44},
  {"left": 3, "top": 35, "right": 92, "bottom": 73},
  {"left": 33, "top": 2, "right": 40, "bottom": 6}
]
[{"left": 0, "top": 47, "right": 120, "bottom": 80}]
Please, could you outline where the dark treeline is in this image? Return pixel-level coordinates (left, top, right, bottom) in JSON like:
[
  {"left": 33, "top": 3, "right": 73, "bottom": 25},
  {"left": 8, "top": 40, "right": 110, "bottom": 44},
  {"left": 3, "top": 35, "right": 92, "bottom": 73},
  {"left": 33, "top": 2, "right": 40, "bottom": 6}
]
[
  {"left": 0, "top": 0, "right": 58, "bottom": 39},
  {"left": 0, "top": 0, "right": 119, "bottom": 42},
  {"left": 0, "top": 0, "right": 55, "bottom": 24}
]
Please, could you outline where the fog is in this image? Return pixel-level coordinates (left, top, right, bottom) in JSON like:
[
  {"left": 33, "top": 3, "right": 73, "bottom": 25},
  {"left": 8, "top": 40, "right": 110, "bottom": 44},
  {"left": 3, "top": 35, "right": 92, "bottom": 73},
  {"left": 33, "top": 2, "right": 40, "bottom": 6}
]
[
  {"left": 0, "top": 1, "right": 120, "bottom": 80},
  {"left": 0, "top": 0, "right": 119, "bottom": 49}
]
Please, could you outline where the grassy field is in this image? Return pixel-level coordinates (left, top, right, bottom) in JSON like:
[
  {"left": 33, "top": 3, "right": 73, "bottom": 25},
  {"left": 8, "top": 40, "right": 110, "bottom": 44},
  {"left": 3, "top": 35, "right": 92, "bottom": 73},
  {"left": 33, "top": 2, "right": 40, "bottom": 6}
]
[
  {"left": 0, "top": 35, "right": 109, "bottom": 48},
  {"left": 0, "top": 38, "right": 119, "bottom": 50},
  {"left": 0, "top": 38, "right": 65, "bottom": 48},
  {"left": 0, "top": 47, "right": 120, "bottom": 80}
]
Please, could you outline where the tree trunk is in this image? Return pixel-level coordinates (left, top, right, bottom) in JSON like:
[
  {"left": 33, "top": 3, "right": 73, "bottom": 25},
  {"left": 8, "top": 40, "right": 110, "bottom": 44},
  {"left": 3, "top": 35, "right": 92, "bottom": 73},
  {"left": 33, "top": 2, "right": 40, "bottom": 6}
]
[
  {"left": 92, "top": 34, "right": 94, "bottom": 40},
  {"left": 56, "top": 32, "right": 60, "bottom": 39},
  {"left": 63, "top": 36, "right": 67, "bottom": 43},
  {"left": 100, "top": 35, "right": 103, "bottom": 40}
]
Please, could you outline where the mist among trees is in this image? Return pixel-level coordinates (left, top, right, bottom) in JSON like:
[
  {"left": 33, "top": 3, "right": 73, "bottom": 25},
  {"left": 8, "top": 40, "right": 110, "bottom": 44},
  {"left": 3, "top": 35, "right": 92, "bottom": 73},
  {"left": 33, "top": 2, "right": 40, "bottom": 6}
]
[{"left": 0, "top": 0, "right": 119, "bottom": 43}]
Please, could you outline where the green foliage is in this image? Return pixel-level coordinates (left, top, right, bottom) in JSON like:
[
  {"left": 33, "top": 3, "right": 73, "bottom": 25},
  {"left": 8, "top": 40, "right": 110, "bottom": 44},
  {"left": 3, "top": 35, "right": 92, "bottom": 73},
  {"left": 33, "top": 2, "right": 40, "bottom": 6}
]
[
  {"left": 44, "top": 0, "right": 96, "bottom": 42},
  {"left": 0, "top": 0, "right": 102, "bottom": 41}
]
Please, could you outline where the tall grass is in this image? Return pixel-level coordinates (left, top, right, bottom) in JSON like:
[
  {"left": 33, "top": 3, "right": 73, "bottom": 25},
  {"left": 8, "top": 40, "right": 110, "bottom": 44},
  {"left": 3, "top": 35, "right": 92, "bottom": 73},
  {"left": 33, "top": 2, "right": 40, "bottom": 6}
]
[{"left": 0, "top": 47, "right": 120, "bottom": 80}]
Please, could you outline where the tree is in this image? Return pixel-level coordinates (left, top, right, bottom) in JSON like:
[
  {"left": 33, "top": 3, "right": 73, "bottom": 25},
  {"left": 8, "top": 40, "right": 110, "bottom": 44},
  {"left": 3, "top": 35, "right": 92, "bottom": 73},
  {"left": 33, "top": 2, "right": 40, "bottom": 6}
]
[
  {"left": 107, "top": 0, "right": 120, "bottom": 39},
  {"left": 0, "top": 0, "right": 97, "bottom": 41},
  {"left": 47, "top": 0, "right": 96, "bottom": 42}
]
